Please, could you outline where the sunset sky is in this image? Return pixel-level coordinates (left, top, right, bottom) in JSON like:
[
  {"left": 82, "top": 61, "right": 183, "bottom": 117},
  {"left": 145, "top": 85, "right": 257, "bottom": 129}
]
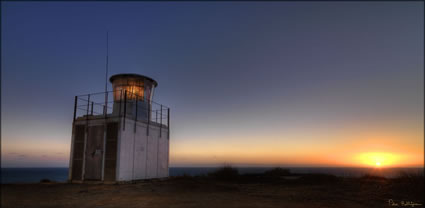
[{"left": 1, "top": 2, "right": 423, "bottom": 168}]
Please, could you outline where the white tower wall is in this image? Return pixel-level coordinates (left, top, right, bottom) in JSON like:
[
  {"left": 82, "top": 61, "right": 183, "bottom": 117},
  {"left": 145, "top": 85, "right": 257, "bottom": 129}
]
[{"left": 116, "top": 118, "right": 169, "bottom": 181}]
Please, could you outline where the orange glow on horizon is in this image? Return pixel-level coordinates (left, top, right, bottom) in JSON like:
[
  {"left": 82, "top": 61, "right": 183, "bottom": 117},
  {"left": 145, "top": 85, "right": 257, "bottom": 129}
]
[
  {"left": 354, "top": 152, "right": 402, "bottom": 168},
  {"left": 169, "top": 127, "right": 424, "bottom": 168},
  {"left": 2, "top": 120, "right": 423, "bottom": 168}
]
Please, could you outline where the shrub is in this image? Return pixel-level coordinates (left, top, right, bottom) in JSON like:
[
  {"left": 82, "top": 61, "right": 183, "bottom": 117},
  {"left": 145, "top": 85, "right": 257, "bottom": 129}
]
[
  {"left": 182, "top": 173, "right": 192, "bottom": 178},
  {"left": 300, "top": 173, "right": 339, "bottom": 184},
  {"left": 360, "top": 174, "right": 387, "bottom": 180},
  {"left": 264, "top": 168, "right": 291, "bottom": 177},
  {"left": 391, "top": 170, "right": 424, "bottom": 201},
  {"left": 40, "top": 178, "right": 51, "bottom": 183},
  {"left": 208, "top": 166, "right": 239, "bottom": 180},
  {"left": 395, "top": 170, "right": 424, "bottom": 183}
]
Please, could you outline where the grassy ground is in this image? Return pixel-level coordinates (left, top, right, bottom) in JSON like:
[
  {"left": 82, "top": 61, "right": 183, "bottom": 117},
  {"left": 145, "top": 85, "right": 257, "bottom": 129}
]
[{"left": 2, "top": 168, "right": 423, "bottom": 208}]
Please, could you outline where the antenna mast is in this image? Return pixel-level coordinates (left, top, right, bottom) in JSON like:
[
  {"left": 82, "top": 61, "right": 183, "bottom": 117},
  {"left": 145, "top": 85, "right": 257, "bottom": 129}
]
[
  {"left": 104, "top": 31, "right": 109, "bottom": 115},
  {"left": 105, "top": 31, "right": 109, "bottom": 93}
]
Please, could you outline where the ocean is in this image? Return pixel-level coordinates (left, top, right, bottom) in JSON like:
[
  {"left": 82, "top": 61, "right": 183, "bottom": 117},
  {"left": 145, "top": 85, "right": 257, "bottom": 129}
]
[{"left": 1, "top": 167, "right": 423, "bottom": 184}]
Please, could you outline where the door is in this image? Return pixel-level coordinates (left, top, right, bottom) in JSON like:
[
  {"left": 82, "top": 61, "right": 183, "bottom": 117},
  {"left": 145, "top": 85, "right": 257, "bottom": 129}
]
[
  {"left": 71, "top": 125, "right": 85, "bottom": 180},
  {"left": 84, "top": 125, "right": 104, "bottom": 180}
]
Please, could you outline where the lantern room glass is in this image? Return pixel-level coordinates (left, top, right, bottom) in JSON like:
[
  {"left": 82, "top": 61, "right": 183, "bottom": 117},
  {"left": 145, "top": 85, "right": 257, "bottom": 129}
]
[{"left": 112, "top": 78, "right": 145, "bottom": 101}]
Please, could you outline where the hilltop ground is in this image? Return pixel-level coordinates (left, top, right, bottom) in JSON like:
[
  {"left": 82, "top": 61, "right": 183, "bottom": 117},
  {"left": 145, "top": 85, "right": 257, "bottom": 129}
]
[{"left": 1, "top": 168, "right": 424, "bottom": 208}]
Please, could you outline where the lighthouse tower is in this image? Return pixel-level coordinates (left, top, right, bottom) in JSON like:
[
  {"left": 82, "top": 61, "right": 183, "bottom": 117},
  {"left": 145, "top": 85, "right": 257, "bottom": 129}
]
[{"left": 69, "top": 73, "right": 170, "bottom": 182}]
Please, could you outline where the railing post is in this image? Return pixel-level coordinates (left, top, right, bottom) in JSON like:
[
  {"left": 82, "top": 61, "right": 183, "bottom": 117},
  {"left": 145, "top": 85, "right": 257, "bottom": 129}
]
[
  {"left": 91, "top": 102, "right": 94, "bottom": 115},
  {"left": 147, "top": 102, "right": 150, "bottom": 136},
  {"left": 73, "top": 96, "right": 77, "bottom": 122},
  {"left": 156, "top": 110, "right": 158, "bottom": 123},
  {"left": 105, "top": 91, "right": 108, "bottom": 118},
  {"left": 123, "top": 90, "right": 127, "bottom": 130},
  {"left": 160, "top": 105, "right": 162, "bottom": 137},
  {"left": 104, "top": 92, "right": 108, "bottom": 118},
  {"left": 135, "top": 97, "right": 138, "bottom": 121},
  {"left": 86, "top": 95, "right": 90, "bottom": 117},
  {"left": 134, "top": 96, "right": 138, "bottom": 133},
  {"left": 167, "top": 108, "right": 170, "bottom": 139},
  {"left": 118, "top": 90, "right": 122, "bottom": 117}
]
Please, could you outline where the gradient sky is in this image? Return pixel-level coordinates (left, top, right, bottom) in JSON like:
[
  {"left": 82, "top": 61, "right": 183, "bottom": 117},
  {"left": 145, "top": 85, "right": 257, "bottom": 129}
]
[{"left": 1, "top": 2, "right": 423, "bottom": 168}]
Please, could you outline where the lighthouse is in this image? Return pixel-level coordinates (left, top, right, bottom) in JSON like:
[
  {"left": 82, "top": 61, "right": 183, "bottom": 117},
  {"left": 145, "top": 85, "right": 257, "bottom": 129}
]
[{"left": 68, "top": 74, "right": 170, "bottom": 182}]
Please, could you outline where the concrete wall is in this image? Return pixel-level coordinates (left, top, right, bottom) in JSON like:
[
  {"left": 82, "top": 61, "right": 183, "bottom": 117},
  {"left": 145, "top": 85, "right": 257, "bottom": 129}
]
[
  {"left": 157, "top": 128, "right": 169, "bottom": 178},
  {"left": 133, "top": 122, "right": 148, "bottom": 180},
  {"left": 116, "top": 118, "right": 169, "bottom": 181}
]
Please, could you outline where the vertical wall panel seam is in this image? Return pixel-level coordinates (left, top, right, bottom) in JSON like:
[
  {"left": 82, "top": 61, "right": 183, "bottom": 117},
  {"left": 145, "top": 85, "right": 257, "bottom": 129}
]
[{"left": 68, "top": 124, "right": 76, "bottom": 181}]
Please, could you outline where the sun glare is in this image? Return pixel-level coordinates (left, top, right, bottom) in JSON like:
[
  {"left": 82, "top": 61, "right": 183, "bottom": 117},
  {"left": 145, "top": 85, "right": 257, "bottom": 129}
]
[{"left": 356, "top": 152, "right": 399, "bottom": 168}]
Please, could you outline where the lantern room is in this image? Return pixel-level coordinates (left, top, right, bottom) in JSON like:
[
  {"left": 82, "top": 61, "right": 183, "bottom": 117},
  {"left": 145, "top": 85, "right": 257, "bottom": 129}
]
[
  {"left": 109, "top": 73, "right": 158, "bottom": 102},
  {"left": 109, "top": 73, "right": 158, "bottom": 120}
]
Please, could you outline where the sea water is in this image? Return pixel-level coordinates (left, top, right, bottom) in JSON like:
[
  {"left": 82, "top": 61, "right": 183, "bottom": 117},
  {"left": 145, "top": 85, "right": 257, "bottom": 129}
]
[{"left": 1, "top": 167, "right": 423, "bottom": 184}]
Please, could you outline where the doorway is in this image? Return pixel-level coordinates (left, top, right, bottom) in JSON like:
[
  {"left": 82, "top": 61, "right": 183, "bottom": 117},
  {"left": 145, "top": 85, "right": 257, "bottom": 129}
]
[{"left": 84, "top": 125, "right": 104, "bottom": 180}]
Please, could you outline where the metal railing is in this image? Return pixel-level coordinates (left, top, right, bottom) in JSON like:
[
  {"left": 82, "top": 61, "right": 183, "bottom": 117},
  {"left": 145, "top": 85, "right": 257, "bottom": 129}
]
[{"left": 73, "top": 90, "right": 170, "bottom": 129}]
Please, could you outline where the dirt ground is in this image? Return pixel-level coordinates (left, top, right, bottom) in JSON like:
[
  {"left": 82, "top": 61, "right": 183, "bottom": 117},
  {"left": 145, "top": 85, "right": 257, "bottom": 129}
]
[{"left": 1, "top": 176, "right": 423, "bottom": 208}]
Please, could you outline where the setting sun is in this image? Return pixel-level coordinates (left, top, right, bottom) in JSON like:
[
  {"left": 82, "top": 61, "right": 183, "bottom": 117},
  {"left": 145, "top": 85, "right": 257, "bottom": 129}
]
[{"left": 355, "top": 152, "right": 401, "bottom": 168}]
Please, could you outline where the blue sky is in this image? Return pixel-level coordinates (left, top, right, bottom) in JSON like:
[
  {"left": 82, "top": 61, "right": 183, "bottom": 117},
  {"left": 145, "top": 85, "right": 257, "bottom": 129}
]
[{"left": 1, "top": 2, "right": 423, "bottom": 167}]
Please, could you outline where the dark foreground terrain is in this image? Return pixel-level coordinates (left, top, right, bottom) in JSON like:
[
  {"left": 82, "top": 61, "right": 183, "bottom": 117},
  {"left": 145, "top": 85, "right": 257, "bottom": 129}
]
[{"left": 2, "top": 169, "right": 424, "bottom": 208}]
